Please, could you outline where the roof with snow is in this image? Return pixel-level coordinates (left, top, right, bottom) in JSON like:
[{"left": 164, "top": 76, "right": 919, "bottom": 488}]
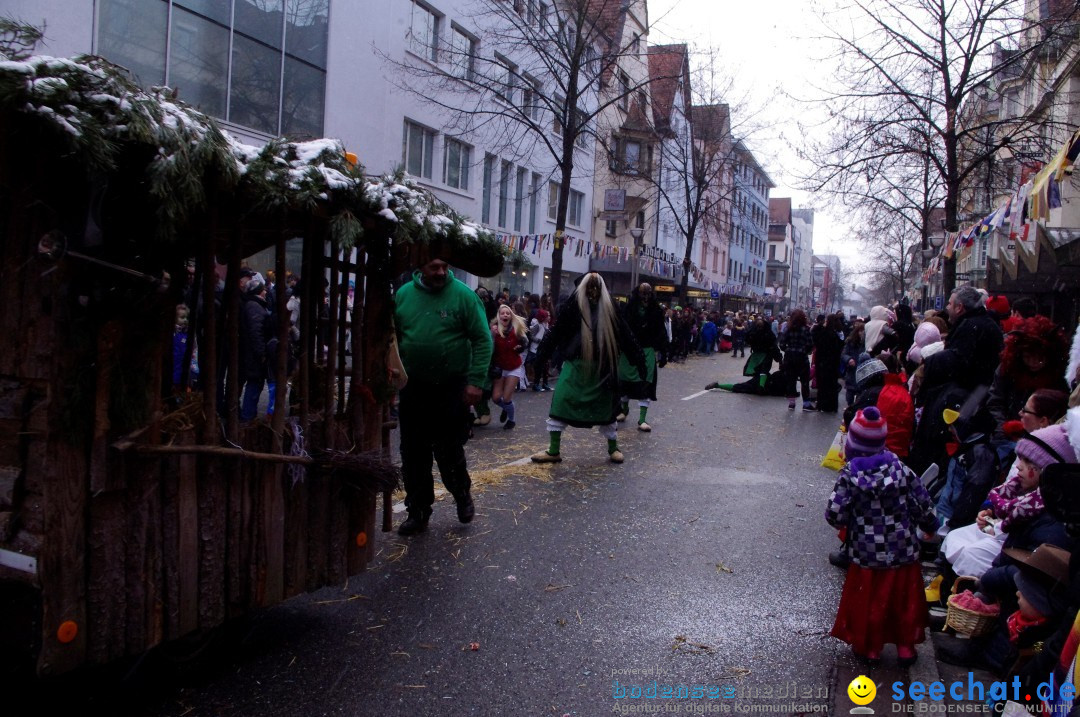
[{"left": 0, "top": 54, "right": 503, "bottom": 268}]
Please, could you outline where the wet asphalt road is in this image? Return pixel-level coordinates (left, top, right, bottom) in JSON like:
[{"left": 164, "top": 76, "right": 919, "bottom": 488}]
[{"left": 126, "top": 353, "right": 877, "bottom": 717}]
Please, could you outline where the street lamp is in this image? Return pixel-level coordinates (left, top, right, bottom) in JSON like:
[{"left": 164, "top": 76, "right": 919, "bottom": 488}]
[{"left": 629, "top": 226, "right": 645, "bottom": 291}]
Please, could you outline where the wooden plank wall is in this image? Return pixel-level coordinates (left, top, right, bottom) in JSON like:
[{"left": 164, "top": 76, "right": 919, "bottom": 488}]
[{"left": 3, "top": 221, "right": 387, "bottom": 672}]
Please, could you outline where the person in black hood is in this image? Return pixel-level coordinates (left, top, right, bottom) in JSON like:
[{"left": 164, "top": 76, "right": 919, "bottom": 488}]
[
  {"left": 892, "top": 302, "right": 916, "bottom": 363},
  {"left": 617, "top": 282, "right": 668, "bottom": 432}
]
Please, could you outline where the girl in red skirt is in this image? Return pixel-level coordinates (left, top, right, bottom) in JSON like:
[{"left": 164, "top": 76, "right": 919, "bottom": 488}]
[{"left": 827, "top": 406, "right": 938, "bottom": 667}]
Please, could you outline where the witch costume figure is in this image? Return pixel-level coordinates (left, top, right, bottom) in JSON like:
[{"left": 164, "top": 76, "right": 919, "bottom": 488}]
[
  {"left": 616, "top": 282, "right": 668, "bottom": 432},
  {"left": 531, "top": 273, "right": 646, "bottom": 464}
]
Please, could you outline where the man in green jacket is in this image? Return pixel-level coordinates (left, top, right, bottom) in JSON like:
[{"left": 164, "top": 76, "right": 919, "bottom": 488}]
[{"left": 394, "top": 257, "right": 493, "bottom": 535}]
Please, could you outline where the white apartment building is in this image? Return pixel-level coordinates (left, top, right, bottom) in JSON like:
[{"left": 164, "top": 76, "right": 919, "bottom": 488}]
[
  {"left": 11, "top": 0, "right": 595, "bottom": 296},
  {"left": 791, "top": 208, "right": 815, "bottom": 309}
]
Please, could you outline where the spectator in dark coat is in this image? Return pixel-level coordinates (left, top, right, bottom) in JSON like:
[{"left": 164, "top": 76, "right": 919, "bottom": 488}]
[
  {"left": 240, "top": 278, "right": 271, "bottom": 421},
  {"left": 923, "top": 285, "right": 1004, "bottom": 392},
  {"left": 892, "top": 303, "right": 916, "bottom": 362},
  {"left": 814, "top": 314, "right": 846, "bottom": 413}
]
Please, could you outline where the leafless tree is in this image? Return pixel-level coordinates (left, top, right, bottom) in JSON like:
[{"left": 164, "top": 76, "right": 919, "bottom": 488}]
[
  {"left": 630, "top": 46, "right": 771, "bottom": 304},
  {"left": 384, "top": 0, "right": 678, "bottom": 307},
  {"left": 801, "top": 0, "right": 1079, "bottom": 296}
]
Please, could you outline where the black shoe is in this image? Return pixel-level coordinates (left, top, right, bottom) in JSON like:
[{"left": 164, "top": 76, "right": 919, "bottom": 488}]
[
  {"left": 398, "top": 510, "right": 431, "bottom": 536},
  {"left": 503, "top": 420, "right": 515, "bottom": 430},
  {"left": 455, "top": 492, "right": 475, "bottom": 523},
  {"left": 932, "top": 633, "right": 983, "bottom": 669},
  {"left": 828, "top": 550, "right": 850, "bottom": 569},
  {"left": 499, "top": 409, "right": 507, "bottom": 423}
]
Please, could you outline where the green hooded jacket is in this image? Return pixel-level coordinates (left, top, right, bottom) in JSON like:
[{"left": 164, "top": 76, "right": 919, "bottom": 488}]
[{"left": 394, "top": 269, "right": 493, "bottom": 388}]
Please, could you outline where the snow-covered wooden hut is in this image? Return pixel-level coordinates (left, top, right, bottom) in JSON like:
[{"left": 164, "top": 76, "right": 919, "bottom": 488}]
[{"left": 0, "top": 54, "right": 505, "bottom": 676}]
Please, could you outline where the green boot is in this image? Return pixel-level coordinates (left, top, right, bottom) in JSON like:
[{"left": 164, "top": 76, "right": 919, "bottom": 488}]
[{"left": 608, "top": 438, "right": 624, "bottom": 463}]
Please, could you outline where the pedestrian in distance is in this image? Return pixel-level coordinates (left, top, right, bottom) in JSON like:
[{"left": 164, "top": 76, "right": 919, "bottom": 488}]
[
  {"left": 827, "top": 406, "right": 938, "bottom": 667},
  {"left": 490, "top": 304, "right": 529, "bottom": 430},
  {"left": 531, "top": 273, "right": 645, "bottom": 464},
  {"left": 779, "top": 308, "right": 815, "bottom": 411},
  {"left": 393, "top": 256, "right": 493, "bottom": 536},
  {"left": 527, "top": 309, "right": 551, "bottom": 392}
]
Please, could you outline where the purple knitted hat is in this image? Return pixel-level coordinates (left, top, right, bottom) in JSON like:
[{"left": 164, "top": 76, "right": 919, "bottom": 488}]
[
  {"left": 1016, "top": 424, "right": 1078, "bottom": 470},
  {"left": 846, "top": 406, "right": 888, "bottom": 458}
]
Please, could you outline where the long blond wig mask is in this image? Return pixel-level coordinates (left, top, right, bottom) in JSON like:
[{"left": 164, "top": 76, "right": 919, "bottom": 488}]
[{"left": 574, "top": 273, "right": 618, "bottom": 376}]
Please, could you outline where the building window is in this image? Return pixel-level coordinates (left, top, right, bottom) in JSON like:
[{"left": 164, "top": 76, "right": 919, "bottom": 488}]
[
  {"left": 98, "top": 0, "right": 329, "bottom": 138},
  {"left": 448, "top": 25, "right": 475, "bottom": 80},
  {"left": 568, "top": 189, "right": 584, "bottom": 226},
  {"left": 496, "top": 55, "right": 517, "bottom": 103},
  {"left": 618, "top": 71, "right": 630, "bottom": 110},
  {"left": 547, "top": 181, "right": 559, "bottom": 220},
  {"left": 482, "top": 153, "right": 495, "bottom": 224},
  {"left": 552, "top": 94, "right": 564, "bottom": 134},
  {"left": 403, "top": 120, "right": 435, "bottom": 179},
  {"left": 409, "top": 0, "right": 440, "bottom": 62},
  {"left": 444, "top": 137, "right": 471, "bottom": 190},
  {"left": 522, "top": 78, "right": 542, "bottom": 122},
  {"left": 611, "top": 137, "right": 649, "bottom": 175},
  {"left": 514, "top": 167, "right": 527, "bottom": 231},
  {"left": 713, "top": 247, "right": 718, "bottom": 273},
  {"left": 605, "top": 220, "right": 617, "bottom": 237},
  {"left": 574, "top": 106, "right": 588, "bottom": 148},
  {"left": 499, "top": 160, "right": 512, "bottom": 227},
  {"left": 769, "top": 244, "right": 776, "bottom": 260},
  {"left": 635, "top": 210, "right": 645, "bottom": 230}
]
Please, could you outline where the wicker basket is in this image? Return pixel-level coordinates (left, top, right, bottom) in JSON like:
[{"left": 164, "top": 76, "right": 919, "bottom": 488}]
[{"left": 944, "top": 576, "right": 999, "bottom": 637}]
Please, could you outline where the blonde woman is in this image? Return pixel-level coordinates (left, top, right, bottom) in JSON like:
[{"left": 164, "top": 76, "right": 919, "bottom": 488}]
[
  {"left": 531, "top": 273, "right": 645, "bottom": 464},
  {"left": 491, "top": 304, "right": 529, "bottom": 429}
]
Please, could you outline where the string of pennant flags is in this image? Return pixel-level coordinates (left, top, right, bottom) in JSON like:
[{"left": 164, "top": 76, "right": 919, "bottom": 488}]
[
  {"left": 492, "top": 231, "right": 724, "bottom": 288},
  {"left": 923, "top": 127, "right": 1080, "bottom": 282}
]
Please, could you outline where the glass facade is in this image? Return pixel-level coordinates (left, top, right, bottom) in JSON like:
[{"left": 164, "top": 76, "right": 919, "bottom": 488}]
[{"left": 97, "top": 0, "right": 329, "bottom": 138}]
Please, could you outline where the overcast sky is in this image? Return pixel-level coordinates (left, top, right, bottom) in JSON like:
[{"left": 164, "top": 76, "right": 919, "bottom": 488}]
[{"left": 648, "top": 0, "right": 863, "bottom": 273}]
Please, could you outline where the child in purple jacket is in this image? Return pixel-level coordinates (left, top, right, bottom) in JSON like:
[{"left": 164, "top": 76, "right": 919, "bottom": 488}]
[{"left": 826, "top": 406, "right": 938, "bottom": 667}]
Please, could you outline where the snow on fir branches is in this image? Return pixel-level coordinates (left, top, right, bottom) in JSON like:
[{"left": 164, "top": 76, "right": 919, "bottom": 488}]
[{"left": 0, "top": 52, "right": 514, "bottom": 273}]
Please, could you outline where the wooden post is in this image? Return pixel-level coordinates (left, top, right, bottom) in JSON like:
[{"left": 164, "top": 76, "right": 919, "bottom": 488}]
[
  {"left": 38, "top": 265, "right": 88, "bottom": 674},
  {"left": 323, "top": 237, "right": 340, "bottom": 448},
  {"left": 263, "top": 234, "right": 289, "bottom": 605},
  {"left": 337, "top": 255, "right": 350, "bottom": 419},
  {"left": 298, "top": 226, "right": 313, "bottom": 436},
  {"left": 349, "top": 249, "right": 366, "bottom": 442},
  {"left": 201, "top": 231, "right": 218, "bottom": 444},
  {"left": 225, "top": 235, "right": 242, "bottom": 442}
]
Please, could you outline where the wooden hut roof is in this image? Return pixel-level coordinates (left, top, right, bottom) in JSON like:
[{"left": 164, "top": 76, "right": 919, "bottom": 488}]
[{"left": 0, "top": 54, "right": 507, "bottom": 271}]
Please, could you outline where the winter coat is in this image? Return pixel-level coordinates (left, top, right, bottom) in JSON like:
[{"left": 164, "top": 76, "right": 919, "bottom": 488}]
[
  {"left": 814, "top": 329, "right": 844, "bottom": 373},
  {"left": 778, "top": 325, "right": 814, "bottom": 356},
  {"left": 864, "top": 306, "right": 896, "bottom": 356},
  {"left": 842, "top": 338, "right": 864, "bottom": 390},
  {"left": 491, "top": 328, "right": 527, "bottom": 371},
  {"left": 528, "top": 318, "right": 548, "bottom": 353},
  {"left": 826, "top": 451, "right": 937, "bottom": 568},
  {"left": 700, "top": 321, "right": 719, "bottom": 346},
  {"left": 878, "top": 373, "right": 915, "bottom": 458},
  {"left": 394, "top": 269, "right": 493, "bottom": 388},
  {"left": 621, "top": 297, "right": 669, "bottom": 354},
  {"left": 923, "top": 306, "right": 1004, "bottom": 391},
  {"left": 240, "top": 294, "right": 271, "bottom": 381}
]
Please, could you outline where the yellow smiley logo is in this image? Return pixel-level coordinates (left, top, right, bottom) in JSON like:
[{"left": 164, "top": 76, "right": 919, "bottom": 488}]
[{"left": 847, "top": 675, "right": 876, "bottom": 706}]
